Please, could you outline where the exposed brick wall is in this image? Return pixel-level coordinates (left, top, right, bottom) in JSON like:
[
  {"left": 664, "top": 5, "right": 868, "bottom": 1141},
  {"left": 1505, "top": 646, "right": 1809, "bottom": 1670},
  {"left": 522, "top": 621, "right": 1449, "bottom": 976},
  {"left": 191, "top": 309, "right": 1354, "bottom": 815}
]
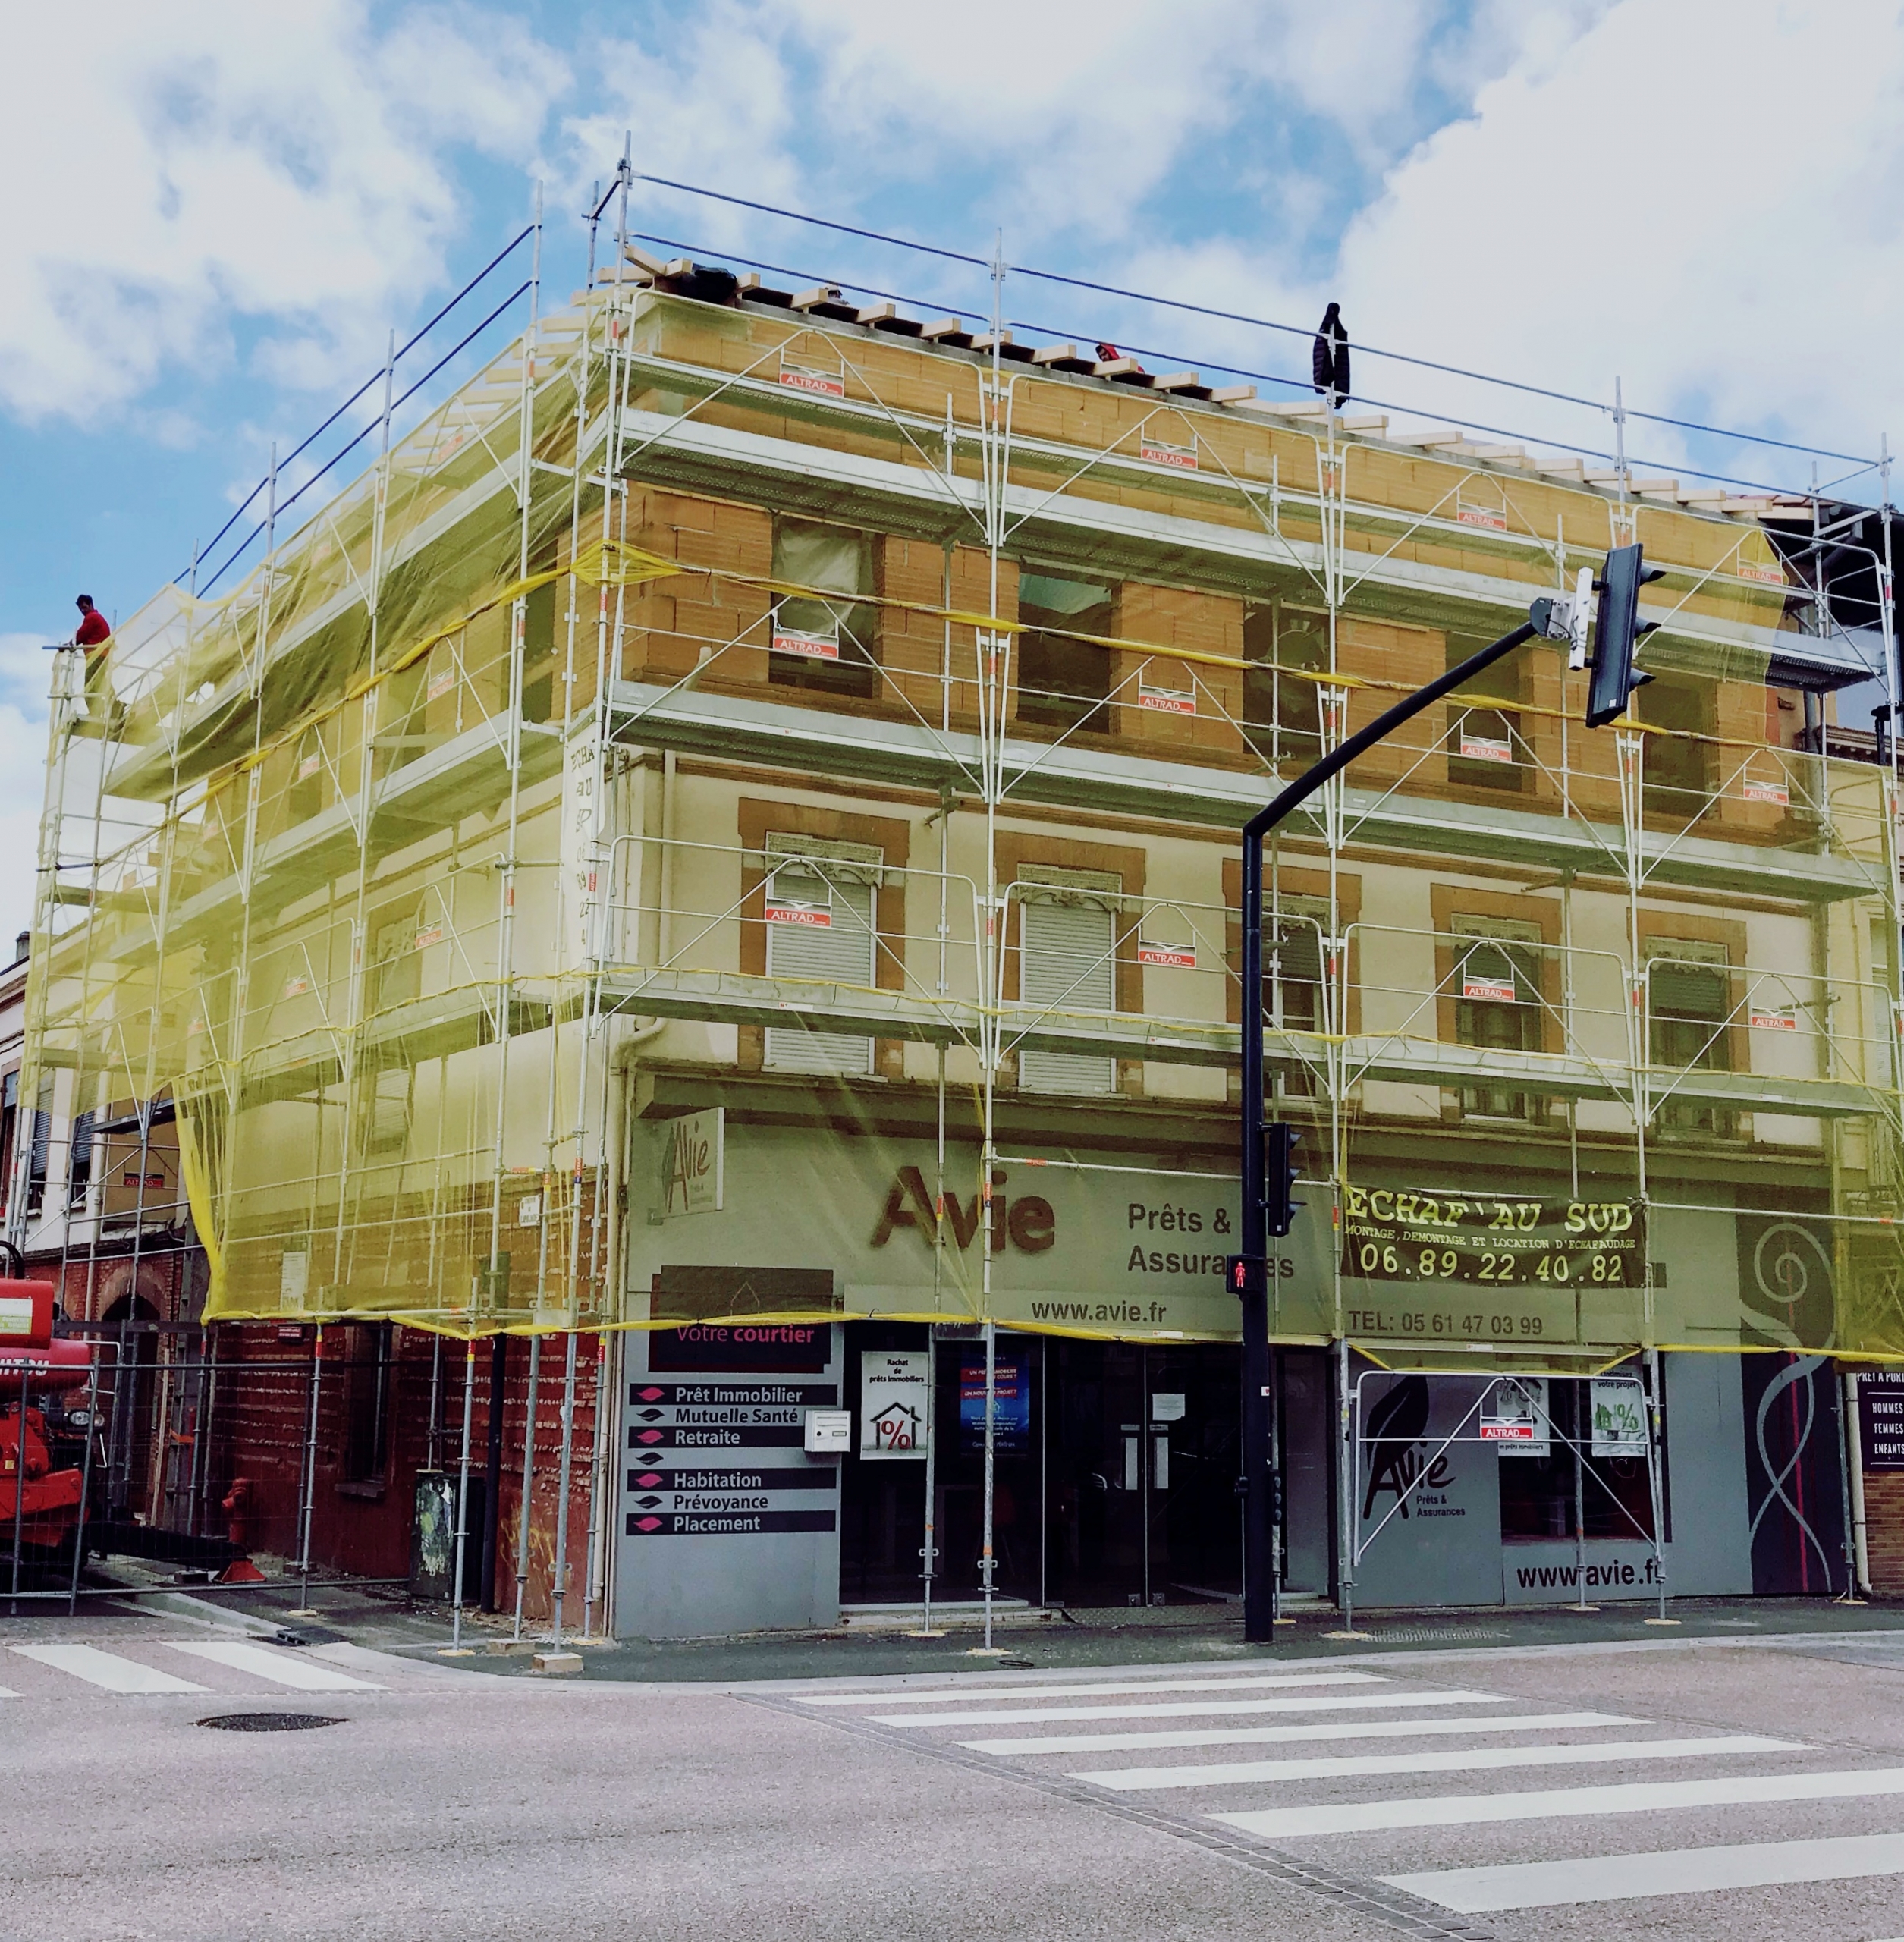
[
  {"left": 207, "top": 1322, "right": 603, "bottom": 1620},
  {"left": 1865, "top": 1469, "right": 1904, "bottom": 1594}
]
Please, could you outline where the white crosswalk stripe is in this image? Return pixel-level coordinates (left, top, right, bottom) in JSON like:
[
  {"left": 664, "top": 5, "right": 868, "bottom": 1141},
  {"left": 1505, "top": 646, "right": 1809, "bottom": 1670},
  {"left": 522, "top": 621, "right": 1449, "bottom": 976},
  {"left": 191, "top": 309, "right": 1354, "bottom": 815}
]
[
  {"left": 5, "top": 1637, "right": 389, "bottom": 1697},
  {"left": 865, "top": 1689, "right": 1504, "bottom": 1728},
  {"left": 11, "top": 1643, "right": 207, "bottom": 1694},
  {"left": 1072, "top": 1733, "right": 1804, "bottom": 1790},
  {"left": 1384, "top": 1834, "right": 1904, "bottom": 1914},
  {"left": 960, "top": 1708, "right": 1635, "bottom": 1756},
  {"left": 1212, "top": 1768, "right": 1904, "bottom": 1839},
  {"left": 807, "top": 1655, "right": 1904, "bottom": 1919},
  {"left": 165, "top": 1641, "right": 383, "bottom": 1692},
  {"left": 796, "top": 1670, "right": 1381, "bottom": 1707}
]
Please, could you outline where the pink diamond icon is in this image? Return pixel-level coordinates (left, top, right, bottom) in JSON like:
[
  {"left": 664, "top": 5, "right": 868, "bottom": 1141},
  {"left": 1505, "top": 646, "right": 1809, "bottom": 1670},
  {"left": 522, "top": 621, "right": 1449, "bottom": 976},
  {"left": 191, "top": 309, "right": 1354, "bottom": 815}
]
[
  {"left": 638, "top": 1430, "right": 662, "bottom": 1444},
  {"left": 634, "top": 1516, "right": 662, "bottom": 1533},
  {"left": 636, "top": 1472, "right": 661, "bottom": 1488},
  {"left": 637, "top": 1387, "right": 663, "bottom": 1402}
]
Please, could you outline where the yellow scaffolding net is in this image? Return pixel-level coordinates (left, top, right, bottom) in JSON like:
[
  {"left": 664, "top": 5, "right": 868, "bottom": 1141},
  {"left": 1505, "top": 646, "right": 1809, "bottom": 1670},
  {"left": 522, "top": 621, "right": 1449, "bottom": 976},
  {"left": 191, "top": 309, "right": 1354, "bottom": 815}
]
[{"left": 19, "top": 269, "right": 1904, "bottom": 1364}]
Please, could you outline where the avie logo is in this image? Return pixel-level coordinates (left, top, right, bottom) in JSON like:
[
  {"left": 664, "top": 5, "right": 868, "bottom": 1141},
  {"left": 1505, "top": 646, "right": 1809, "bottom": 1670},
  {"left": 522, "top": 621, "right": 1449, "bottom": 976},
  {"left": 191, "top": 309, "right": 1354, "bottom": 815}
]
[
  {"left": 1361, "top": 1375, "right": 1454, "bottom": 1522},
  {"left": 872, "top": 1165, "right": 1055, "bottom": 1253},
  {"left": 661, "top": 1108, "right": 723, "bottom": 1218}
]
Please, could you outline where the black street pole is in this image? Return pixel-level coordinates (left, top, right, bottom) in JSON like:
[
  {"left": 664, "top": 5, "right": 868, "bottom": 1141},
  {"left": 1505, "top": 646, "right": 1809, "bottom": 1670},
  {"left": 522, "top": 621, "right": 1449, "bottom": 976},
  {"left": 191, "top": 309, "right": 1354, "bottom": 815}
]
[{"left": 1239, "top": 605, "right": 1547, "bottom": 1644}]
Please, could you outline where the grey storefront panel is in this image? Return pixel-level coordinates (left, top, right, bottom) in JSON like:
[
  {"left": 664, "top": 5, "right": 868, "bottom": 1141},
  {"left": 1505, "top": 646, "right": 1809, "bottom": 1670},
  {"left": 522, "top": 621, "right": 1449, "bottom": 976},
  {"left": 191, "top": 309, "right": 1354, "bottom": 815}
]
[{"left": 615, "top": 1323, "right": 844, "bottom": 1639}]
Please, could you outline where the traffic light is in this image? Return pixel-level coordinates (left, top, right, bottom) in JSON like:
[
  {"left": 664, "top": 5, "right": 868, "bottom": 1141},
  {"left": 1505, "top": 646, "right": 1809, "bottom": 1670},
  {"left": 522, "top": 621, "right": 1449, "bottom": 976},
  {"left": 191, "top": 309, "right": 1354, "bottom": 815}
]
[
  {"left": 1265, "top": 1123, "right": 1302, "bottom": 1238},
  {"left": 1585, "top": 543, "right": 1663, "bottom": 728},
  {"left": 1225, "top": 1254, "right": 1266, "bottom": 1298}
]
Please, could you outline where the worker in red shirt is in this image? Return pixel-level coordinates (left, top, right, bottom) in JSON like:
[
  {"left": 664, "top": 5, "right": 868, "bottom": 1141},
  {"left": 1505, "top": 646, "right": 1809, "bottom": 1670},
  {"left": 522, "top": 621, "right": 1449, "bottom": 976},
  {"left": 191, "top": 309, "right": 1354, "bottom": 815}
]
[{"left": 71, "top": 595, "right": 117, "bottom": 735}]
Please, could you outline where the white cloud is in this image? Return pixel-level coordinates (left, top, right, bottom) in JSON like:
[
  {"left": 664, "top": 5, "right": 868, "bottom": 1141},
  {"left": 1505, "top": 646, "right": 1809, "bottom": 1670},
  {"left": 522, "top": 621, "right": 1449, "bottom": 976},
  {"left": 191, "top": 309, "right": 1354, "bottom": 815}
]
[
  {"left": 0, "top": 636, "right": 57, "bottom": 947},
  {"left": 0, "top": 2, "right": 567, "bottom": 423},
  {"left": 1330, "top": 0, "right": 1904, "bottom": 478}
]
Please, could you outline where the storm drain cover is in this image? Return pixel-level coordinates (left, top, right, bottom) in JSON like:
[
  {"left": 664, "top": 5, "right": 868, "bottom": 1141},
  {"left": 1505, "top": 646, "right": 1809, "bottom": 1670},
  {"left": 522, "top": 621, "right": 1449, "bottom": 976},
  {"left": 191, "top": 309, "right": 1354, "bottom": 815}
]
[{"left": 196, "top": 1713, "right": 344, "bottom": 1733}]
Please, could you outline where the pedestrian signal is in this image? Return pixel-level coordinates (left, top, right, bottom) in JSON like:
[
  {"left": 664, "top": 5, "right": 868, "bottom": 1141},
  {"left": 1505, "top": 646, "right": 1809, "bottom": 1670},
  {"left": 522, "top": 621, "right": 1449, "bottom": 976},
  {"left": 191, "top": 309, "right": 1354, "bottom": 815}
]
[{"left": 1225, "top": 1255, "right": 1266, "bottom": 1298}]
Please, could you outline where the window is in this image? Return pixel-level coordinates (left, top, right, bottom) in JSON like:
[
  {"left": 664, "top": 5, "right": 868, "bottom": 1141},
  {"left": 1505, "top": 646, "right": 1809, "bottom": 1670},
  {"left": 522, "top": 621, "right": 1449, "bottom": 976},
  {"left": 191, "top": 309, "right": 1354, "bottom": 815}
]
[
  {"left": 338, "top": 1323, "right": 394, "bottom": 1487},
  {"left": 0, "top": 1070, "right": 15, "bottom": 1218},
  {"left": 25, "top": 1076, "right": 50, "bottom": 1216},
  {"left": 770, "top": 519, "right": 878, "bottom": 699},
  {"left": 1243, "top": 609, "right": 1327, "bottom": 769},
  {"left": 1264, "top": 894, "right": 1331, "bottom": 1100},
  {"left": 1639, "top": 676, "right": 1716, "bottom": 819},
  {"left": 762, "top": 837, "right": 880, "bottom": 1076},
  {"left": 1647, "top": 938, "right": 1734, "bottom": 1138},
  {"left": 66, "top": 1109, "right": 95, "bottom": 1213},
  {"left": 1450, "top": 916, "right": 1545, "bottom": 1122},
  {"left": 1446, "top": 631, "right": 1526, "bottom": 793},
  {"left": 1016, "top": 572, "right": 1114, "bottom": 734},
  {"left": 1018, "top": 869, "right": 1117, "bottom": 1095}
]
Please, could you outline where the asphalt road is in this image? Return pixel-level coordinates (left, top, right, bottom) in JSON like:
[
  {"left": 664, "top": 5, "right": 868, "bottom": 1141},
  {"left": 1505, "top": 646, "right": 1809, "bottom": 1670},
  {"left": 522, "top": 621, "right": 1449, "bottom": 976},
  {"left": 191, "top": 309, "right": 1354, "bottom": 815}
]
[{"left": 10, "top": 1605, "right": 1904, "bottom": 1941}]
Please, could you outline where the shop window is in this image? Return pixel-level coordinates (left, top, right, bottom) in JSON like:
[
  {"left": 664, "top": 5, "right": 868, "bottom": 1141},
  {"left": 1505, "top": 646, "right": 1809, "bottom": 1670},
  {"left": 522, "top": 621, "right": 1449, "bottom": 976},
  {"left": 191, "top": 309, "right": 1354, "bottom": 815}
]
[
  {"left": 66, "top": 1109, "right": 96, "bottom": 1213},
  {"left": 1446, "top": 630, "right": 1527, "bottom": 793},
  {"left": 762, "top": 836, "right": 881, "bottom": 1076},
  {"left": 1497, "top": 1384, "right": 1659, "bottom": 1542},
  {"left": 1647, "top": 938, "right": 1736, "bottom": 1139},
  {"left": 1242, "top": 609, "right": 1327, "bottom": 768},
  {"left": 338, "top": 1322, "right": 394, "bottom": 1488},
  {"left": 1450, "top": 916, "right": 1545, "bottom": 1122},
  {"left": 1018, "top": 868, "right": 1118, "bottom": 1095},
  {"left": 1639, "top": 675, "right": 1716, "bottom": 819},
  {"left": 770, "top": 519, "right": 879, "bottom": 700},
  {"left": 1016, "top": 572, "right": 1114, "bottom": 735}
]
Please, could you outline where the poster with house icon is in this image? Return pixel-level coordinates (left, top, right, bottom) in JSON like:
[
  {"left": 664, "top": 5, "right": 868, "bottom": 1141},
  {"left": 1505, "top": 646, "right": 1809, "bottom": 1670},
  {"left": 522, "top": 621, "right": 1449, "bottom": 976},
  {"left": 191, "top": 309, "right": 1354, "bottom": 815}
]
[{"left": 860, "top": 1350, "right": 928, "bottom": 1459}]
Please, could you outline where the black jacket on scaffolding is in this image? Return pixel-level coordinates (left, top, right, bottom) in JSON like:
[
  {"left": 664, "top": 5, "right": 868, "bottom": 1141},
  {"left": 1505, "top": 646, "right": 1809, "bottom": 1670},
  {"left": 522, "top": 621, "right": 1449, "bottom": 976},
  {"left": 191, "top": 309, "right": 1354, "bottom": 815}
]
[{"left": 1312, "top": 302, "right": 1349, "bottom": 407}]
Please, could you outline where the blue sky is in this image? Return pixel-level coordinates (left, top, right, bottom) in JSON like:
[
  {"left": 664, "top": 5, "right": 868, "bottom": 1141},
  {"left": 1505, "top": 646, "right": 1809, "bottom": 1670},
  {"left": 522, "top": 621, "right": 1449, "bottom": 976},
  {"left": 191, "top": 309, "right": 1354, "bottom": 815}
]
[{"left": 2, "top": 0, "right": 1902, "bottom": 938}]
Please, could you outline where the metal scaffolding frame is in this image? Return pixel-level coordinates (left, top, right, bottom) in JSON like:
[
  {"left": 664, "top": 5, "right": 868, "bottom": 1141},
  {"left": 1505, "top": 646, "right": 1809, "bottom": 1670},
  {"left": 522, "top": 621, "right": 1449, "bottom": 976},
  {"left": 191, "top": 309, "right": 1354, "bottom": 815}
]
[{"left": 11, "top": 169, "right": 1903, "bottom": 1634}]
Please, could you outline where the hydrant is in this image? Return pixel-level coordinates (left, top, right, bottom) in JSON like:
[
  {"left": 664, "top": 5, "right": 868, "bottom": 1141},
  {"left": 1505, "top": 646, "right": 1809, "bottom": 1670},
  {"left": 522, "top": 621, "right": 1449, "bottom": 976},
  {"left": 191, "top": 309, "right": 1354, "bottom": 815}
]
[{"left": 222, "top": 1476, "right": 253, "bottom": 1549}]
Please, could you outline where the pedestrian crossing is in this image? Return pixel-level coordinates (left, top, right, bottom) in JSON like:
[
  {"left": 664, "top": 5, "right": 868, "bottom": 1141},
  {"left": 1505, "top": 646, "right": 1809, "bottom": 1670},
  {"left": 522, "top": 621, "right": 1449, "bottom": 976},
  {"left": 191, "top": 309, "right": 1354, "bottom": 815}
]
[
  {"left": 790, "top": 1658, "right": 1904, "bottom": 1918},
  {"left": 2, "top": 1636, "right": 385, "bottom": 1697}
]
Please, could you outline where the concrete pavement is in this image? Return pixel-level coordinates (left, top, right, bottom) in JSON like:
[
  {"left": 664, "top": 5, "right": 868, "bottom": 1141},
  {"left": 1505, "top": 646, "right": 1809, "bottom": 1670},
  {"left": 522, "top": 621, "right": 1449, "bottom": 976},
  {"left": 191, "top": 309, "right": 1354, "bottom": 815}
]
[{"left": 9, "top": 1598, "right": 1904, "bottom": 1940}]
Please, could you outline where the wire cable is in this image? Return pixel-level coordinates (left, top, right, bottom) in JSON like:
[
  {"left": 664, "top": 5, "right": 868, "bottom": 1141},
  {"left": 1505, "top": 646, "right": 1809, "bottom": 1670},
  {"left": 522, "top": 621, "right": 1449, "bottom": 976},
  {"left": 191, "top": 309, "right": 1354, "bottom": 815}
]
[
  {"left": 620, "top": 225, "right": 1840, "bottom": 502},
  {"left": 198, "top": 278, "right": 532, "bottom": 595},
  {"left": 181, "top": 225, "right": 535, "bottom": 586},
  {"left": 628, "top": 171, "right": 1877, "bottom": 468}
]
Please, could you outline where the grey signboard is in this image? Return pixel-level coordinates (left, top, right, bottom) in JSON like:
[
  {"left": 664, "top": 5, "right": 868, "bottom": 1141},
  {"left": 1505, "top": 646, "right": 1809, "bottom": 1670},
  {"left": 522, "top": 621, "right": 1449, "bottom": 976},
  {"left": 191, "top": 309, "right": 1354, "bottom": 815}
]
[{"left": 615, "top": 1321, "right": 843, "bottom": 1638}]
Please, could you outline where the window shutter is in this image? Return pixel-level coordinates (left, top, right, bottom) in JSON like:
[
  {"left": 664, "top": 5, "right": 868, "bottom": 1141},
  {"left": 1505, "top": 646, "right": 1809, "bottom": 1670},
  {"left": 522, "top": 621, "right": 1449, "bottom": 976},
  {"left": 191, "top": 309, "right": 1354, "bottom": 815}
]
[
  {"left": 1019, "top": 897, "right": 1116, "bottom": 1095},
  {"left": 765, "top": 870, "right": 877, "bottom": 1075},
  {"left": 1651, "top": 963, "right": 1727, "bottom": 1019}
]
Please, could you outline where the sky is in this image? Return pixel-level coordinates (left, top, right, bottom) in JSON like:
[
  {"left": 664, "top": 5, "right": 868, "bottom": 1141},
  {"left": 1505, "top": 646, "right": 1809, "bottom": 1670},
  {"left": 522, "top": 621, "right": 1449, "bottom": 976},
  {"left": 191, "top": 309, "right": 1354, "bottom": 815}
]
[{"left": 2, "top": 0, "right": 1902, "bottom": 941}]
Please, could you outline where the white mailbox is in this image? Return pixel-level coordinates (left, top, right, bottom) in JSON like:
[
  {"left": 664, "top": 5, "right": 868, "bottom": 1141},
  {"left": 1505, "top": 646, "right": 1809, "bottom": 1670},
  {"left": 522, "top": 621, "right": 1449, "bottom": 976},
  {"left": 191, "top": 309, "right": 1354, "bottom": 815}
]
[{"left": 804, "top": 1408, "right": 852, "bottom": 1454}]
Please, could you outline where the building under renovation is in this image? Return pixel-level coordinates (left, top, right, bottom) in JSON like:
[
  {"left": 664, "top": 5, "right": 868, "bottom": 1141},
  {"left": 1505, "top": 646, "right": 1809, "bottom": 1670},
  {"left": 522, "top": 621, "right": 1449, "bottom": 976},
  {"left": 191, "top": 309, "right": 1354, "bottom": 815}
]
[{"left": 15, "top": 203, "right": 1904, "bottom": 1633}]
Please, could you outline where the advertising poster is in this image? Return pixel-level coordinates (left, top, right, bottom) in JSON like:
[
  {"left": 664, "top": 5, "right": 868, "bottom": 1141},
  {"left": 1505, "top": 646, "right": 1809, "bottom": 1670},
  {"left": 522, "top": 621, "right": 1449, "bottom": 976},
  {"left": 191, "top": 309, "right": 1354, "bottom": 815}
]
[
  {"left": 960, "top": 1357, "right": 1029, "bottom": 1452},
  {"left": 1591, "top": 1378, "right": 1647, "bottom": 1457},
  {"left": 860, "top": 1350, "right": 928, "bottom": 1460}
]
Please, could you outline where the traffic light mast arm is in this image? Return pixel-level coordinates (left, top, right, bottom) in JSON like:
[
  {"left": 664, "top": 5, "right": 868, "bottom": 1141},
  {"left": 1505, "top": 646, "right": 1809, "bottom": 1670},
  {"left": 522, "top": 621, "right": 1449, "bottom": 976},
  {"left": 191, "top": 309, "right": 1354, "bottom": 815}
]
[
  {"left": 1234, "top": 601, "right": 1547, "bottom": 1645},
  {"left": 1239, "top": 606, "right": 1545, "bottom": 1246}
]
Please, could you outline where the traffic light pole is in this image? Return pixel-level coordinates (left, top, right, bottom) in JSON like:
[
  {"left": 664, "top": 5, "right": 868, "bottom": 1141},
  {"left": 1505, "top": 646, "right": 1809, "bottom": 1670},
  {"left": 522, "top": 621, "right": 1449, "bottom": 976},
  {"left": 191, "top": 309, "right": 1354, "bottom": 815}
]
[{"left": 1239, "top": 607, "right": 1545, "bottom": 1644}]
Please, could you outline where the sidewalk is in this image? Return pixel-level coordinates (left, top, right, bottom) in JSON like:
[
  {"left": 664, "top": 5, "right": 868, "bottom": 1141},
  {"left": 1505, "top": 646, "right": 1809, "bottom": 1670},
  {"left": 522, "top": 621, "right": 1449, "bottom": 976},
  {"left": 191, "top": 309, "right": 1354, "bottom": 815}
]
[{"left": 70, "top": 1557, "right": 1904, "bottom": 1685}]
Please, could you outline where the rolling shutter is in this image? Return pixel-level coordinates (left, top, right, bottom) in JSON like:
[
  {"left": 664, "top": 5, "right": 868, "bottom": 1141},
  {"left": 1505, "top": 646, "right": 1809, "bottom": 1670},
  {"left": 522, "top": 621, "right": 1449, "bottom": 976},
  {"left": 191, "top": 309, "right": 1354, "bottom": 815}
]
[
  {"left": 764, "top": 866, "right": 877, "bottom": 1075},
  {"left": 1019, "top": 895, "right": 1116, "bottom": 1095}
]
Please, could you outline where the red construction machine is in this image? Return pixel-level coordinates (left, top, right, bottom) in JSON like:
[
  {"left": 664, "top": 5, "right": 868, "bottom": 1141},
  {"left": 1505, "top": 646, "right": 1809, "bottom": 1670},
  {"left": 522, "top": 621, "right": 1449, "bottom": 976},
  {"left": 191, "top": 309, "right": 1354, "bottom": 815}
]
[{"left": 0, "top": 1276, "right": 93, "bottom": 1570}]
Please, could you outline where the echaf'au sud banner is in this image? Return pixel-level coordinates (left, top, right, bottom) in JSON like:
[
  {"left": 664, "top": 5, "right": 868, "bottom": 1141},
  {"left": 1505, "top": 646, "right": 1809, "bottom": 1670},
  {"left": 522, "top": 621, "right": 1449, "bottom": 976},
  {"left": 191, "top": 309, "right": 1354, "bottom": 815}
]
[
  {"left": 1337, "top": 1180, "right": 1870, "bottom": 1355},
  {"left": 1338, "top": 1181, "right": 1646, "bottom": 1353}
]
